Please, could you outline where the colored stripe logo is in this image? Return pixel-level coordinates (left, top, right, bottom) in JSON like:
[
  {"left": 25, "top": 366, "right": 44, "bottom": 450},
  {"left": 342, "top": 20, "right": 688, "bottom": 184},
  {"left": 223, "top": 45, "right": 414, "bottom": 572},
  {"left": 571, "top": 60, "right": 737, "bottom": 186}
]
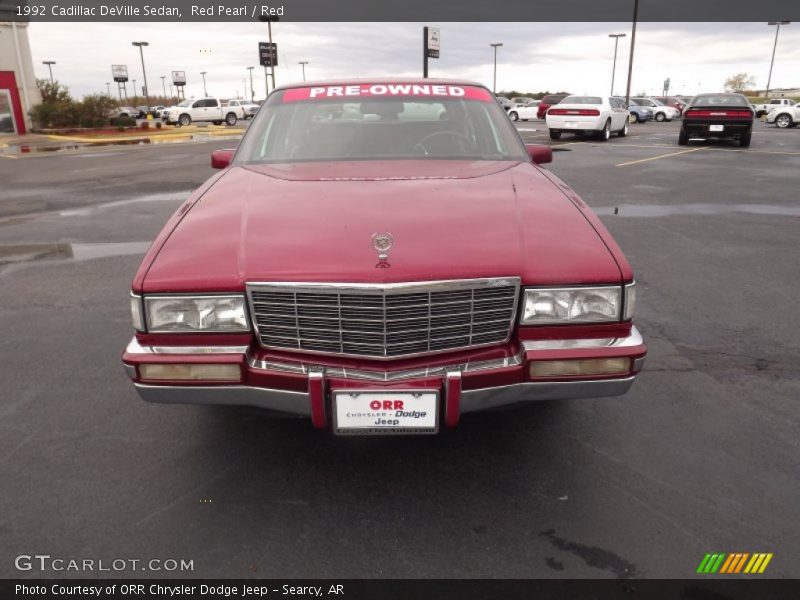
[{"left": 697, "top": 553, "right": 773, "bottom": 574}]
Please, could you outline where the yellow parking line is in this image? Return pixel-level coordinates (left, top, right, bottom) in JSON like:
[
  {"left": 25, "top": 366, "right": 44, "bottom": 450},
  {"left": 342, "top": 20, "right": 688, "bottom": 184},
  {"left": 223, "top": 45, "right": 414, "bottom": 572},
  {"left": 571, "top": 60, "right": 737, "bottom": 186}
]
[
  {"left": 616, "top": 147, "right": 706, "bottom": 167},
  {"left": 0, "top": 154, "right": 18, "bottom": 159}
]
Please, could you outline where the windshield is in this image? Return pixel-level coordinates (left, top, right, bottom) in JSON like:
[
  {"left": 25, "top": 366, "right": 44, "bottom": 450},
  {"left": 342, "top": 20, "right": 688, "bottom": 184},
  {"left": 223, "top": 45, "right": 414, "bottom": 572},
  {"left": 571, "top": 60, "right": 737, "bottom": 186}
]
[
  {"left": 693, "top": 95, "right": 750, "bottom": 107},
  {"left": 562, "top": 96, "right": 603, "bottom": 105},
  {"left": 177, "top": 100, "right": 192, "bottom": 107},
  {"left": 236, "top": 84, "right": 528, "bottom": 163}
]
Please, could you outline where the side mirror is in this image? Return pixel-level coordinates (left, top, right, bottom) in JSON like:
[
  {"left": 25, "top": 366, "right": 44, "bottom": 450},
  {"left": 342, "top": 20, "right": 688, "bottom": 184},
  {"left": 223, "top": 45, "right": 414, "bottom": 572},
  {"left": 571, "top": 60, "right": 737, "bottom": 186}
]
[
  {"left": 526, "top": 144, "right": 552, "bottom": 165},
  {"left": 211, "top": 149, "right": 235, "bottom": 169}
]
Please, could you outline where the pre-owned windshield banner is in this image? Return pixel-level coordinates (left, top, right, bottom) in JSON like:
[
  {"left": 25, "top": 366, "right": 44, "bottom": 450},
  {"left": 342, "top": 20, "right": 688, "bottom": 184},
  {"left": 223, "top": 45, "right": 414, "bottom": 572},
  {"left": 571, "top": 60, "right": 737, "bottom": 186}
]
[{"left": 282, "top": 84, "right": 493, "bottom": 102}]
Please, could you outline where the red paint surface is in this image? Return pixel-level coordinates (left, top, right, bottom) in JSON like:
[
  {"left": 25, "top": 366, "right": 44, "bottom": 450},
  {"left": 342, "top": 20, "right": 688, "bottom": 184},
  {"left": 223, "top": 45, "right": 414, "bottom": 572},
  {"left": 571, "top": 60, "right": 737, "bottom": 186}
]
[
  {"left": 0, "top": 71, "right": 25, "bottom": 134},
  {"left": 139, "top": 160, "right": 624, "bottom": 293}
]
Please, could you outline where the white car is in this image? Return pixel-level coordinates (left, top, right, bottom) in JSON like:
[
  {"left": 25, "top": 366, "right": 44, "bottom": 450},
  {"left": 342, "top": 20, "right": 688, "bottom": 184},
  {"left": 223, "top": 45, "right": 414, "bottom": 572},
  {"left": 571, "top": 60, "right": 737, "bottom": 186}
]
[
  {"left": 546, "top": 95, "right": 630, "bottom": 141},
  {"left": 162, "top": 98, "right": 239, "bottom": 126},
  {"left": 226, "top": 99, "right": 259, "bottom": 119},
  {"left": 508, "top": 100, "right": 541, "bottom": 122},
  {"left": 765, "top": 103, "right": 800, "bottom": 128},
  {"left": 631, "top": 97, "right": 679, "bottom": 122}
]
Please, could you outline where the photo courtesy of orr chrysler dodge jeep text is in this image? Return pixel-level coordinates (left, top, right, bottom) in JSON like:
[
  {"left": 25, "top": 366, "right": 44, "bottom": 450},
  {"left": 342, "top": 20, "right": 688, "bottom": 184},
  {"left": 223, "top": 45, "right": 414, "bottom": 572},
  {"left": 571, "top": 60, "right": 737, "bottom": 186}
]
[{"left": 122, "top": 79, "right": 647, "bottom": 436}]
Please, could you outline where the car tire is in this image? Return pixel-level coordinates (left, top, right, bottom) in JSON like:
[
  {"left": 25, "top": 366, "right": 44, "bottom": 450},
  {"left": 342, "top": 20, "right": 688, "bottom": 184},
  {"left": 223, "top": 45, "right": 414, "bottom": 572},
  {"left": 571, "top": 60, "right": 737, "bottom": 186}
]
[
  {"left": 631, "top": 113, "right": 639, "bottom": 123},
  {"left": 655, "top": 112, "right": 666, "bottom": 122},
  {"left": 212, "top": 120, "right": 222, "bottom": 126},
  {"left": 618, "top": 120, "right": 629, "bottom": 137},
  {"left": 597, "top": 120, "right": 611, "bottom": 141},
  {"left": 509, "top": 111, "right": 519, "bottom": 122},
  {"left": 775, "top": 114, "right": 793, "bottom": 129},
  {"left": 678, "top": 129, "right": 689, "bottom": 145},
  {"left": 549, "top": 130, "right": 561, "bottom": 140},
  {"left": 225, "top": 113, "right": 238, "bottom": 126},
  {"left": 178, "top": 114, "right": 191, "bottom": 126},
  {"left": 739, "top": 132, "right": 752, "bottom": 147}
]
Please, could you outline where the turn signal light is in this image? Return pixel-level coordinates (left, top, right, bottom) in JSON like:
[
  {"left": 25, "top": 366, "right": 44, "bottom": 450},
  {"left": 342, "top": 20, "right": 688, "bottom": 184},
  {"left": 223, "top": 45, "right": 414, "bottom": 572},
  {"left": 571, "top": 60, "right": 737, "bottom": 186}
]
[
  {"left": 529, "top": 358, "right": 630, "bottom": 378},
  {"left": 139, "top": 363, "right": 241, "bottom": 381}
]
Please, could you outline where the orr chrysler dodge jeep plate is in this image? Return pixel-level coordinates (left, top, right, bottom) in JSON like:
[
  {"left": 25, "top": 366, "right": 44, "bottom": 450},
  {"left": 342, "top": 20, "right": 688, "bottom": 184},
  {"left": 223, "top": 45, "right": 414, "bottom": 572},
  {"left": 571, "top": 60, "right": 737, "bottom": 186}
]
[{"left": 333, "top": 391, "right": 439, "bottom": 435}]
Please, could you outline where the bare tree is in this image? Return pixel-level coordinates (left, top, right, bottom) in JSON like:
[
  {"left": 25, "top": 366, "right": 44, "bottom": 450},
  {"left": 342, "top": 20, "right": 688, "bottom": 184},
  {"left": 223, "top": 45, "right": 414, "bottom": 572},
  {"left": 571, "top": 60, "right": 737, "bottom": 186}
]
[{"left": 724, "top": 73, "right": 756, "bottom": 93}]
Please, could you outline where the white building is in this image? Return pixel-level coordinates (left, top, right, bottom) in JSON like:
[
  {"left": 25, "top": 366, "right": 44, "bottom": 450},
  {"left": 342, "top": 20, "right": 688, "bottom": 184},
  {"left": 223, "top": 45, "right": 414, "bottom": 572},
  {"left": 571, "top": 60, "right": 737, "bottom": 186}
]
[{"left": 0, "top": 20, "right": 42, "bottom": 134}]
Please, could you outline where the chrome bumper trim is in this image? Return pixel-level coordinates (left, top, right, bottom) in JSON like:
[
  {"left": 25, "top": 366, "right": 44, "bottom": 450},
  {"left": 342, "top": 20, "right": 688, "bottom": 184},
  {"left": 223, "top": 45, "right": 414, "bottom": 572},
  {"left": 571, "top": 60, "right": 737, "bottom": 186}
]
[
  {"left": 133, "top": 383, "right": 310, "bottom": 416},
  {"left": 521, "top": 326, "right": 643, "bottom": 351},
  {"left": 460, "top": 377, "right": 636, "bottom": 413},
  {"left": 132, "top": 376, "right": 636, "bottom": 416},
  {"left": 126, "top": 338, "right": 249, "bottom": 355},
  {"left": 248, "top": 353, "right": 524, "bottom": 382}
]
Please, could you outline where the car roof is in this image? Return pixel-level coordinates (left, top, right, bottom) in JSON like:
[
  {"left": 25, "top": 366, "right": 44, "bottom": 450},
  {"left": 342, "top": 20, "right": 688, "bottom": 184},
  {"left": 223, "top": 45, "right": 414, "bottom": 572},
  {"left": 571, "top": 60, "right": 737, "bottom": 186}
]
[{"left": 273, "top": 77, "right": 488, "bottom": 92}]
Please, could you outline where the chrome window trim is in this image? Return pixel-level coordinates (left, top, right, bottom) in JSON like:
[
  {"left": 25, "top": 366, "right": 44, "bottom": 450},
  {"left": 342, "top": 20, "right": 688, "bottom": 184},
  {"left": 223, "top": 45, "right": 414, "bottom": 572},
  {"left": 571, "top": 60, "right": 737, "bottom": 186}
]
[
  {"left": 246, "top": 277, "right": 521, "bottom": 360},
  {"left": 143, "top": 294, "right": 251, "bottom": 334},
  {"left": 519, "top": 285, "right": 622, "bottom": 325}
]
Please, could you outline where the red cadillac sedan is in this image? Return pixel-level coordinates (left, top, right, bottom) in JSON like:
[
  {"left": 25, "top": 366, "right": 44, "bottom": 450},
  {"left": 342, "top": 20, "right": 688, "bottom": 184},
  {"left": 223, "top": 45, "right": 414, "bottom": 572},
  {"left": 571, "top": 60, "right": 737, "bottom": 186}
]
[{"left": 122, "top": 79, "right": 646, "bottom": 436}]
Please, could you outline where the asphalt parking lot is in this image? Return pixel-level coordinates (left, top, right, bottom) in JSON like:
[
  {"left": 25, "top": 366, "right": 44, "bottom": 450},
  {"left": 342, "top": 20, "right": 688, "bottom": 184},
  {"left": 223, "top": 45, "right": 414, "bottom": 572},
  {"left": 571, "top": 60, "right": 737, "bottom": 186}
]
[{"left": 1, "top": 119, "right": 798, "bottom": 579}]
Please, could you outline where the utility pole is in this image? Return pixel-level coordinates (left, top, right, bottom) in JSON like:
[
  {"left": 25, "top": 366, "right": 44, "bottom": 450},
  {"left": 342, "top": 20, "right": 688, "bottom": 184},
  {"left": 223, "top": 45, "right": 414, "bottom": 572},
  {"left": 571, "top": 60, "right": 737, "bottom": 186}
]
[
  {"left": 608, "top": 34, "right": 626, "bottom": 96},
  {"left": 42, "top": 61, "right": 56, "bottom": 83},
  {"left": 298, "top": 61, "right": 308, "bottom": 82},
  {"left": 765, "top": 21, "right": 791, "bottom": 100},
  {"left": 247, "top": 66, "right": 255, "bottom": 100},
  {"left": 132, "top": 41, "right": 150, "bottom": 110},
  {"left": 624, "top": 0, "right": 639, "bottom": 105},
  {"left": 489, "top": 43, "right": 503, "bottom": 93}
]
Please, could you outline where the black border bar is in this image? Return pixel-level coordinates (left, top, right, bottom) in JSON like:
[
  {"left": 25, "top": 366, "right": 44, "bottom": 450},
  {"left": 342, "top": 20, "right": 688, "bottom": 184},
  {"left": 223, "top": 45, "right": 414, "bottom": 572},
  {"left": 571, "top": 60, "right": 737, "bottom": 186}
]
[{"left": 1, "top": 0, "right": 799, "bottom": 22}]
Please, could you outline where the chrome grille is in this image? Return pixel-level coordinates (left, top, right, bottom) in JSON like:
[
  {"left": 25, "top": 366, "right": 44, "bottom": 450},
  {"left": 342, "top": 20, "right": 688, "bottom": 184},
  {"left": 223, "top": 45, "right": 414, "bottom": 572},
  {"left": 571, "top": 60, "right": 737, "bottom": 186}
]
[{"left": 247, "top": 278, "right": 520, "bottom": 359}]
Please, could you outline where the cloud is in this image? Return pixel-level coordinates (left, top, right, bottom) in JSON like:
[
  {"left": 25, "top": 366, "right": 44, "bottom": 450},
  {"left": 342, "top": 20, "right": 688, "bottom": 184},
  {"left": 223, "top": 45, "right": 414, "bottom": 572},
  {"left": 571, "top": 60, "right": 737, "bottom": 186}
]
[{"left": 28, "top": 21, "right": 800, "bottom": 100}]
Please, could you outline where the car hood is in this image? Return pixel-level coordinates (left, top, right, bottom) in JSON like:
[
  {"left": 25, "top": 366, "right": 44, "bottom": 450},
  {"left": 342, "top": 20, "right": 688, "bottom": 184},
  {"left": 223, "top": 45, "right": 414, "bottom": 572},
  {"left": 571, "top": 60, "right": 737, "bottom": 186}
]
[{"left": 142, "top": 160, "right": 623, "bottom": 292}]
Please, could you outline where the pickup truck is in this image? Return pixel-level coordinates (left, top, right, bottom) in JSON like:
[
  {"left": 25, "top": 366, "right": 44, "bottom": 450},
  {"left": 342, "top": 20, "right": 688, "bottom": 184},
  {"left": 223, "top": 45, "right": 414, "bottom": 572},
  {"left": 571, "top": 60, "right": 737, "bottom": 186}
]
[
  {"left": 162, "top": 98, "right": 239, "bottom": 126},
  {"left": 752, "top": 98, "right": 796, "bottom": 118},
  {"left": 226, "top": 99, "right": 259, "bottom": 119},
  {"left": 765, "top": 102, "right": 800, "bottom": 128}
]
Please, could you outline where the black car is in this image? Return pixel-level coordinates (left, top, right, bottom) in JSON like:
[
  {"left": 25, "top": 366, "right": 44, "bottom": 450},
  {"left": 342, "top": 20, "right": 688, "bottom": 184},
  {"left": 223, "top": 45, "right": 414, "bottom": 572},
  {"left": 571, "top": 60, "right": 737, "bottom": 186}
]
[{"left": 679, "top": 93, "right": 754, "bottom": 147}]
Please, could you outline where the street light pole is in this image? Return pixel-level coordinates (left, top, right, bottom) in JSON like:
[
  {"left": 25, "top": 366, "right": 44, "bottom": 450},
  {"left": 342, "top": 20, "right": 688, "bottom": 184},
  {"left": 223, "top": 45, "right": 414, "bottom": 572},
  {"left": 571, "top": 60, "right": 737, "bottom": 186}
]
[
  {"left": 624, "top": 0, "right": 639, "bottom": 105},
  {"left": 765, "top": 21, "right": 790, "bottom": 100},
  {"left": 298, "top": 61, "right": 308, "bottom": 82},
  {"left": 106, "top": 82, "right": 111, "bottom": 96},
  {"left": 247, "top": 66, "right": 255, "bottom": 100},
  {"left": 200, "top": 71, "right": 208, "bottom": 96},
  {"left": 608, "top": 34, "right": 626, "bottom": 96},
  {"left": 489, "top": 43, "right": 503, "bottom": 93},
  {"left": 132, "top": 79, "right": 137, "bottom": 103},
  {"left": 160, "top": 75, "right": 167, "bottom": 99},
  {"left": 132, "top": 41, "right": 151, "bottom": 111},
  {"left": 42, "top": 60, "right": 56, "bottom": 83}
]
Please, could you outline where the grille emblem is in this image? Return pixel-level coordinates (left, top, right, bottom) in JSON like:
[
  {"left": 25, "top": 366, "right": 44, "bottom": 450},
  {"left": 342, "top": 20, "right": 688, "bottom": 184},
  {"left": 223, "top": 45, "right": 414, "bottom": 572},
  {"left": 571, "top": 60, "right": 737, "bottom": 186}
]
[{"left": 371, "top": 232, "right": 394, "bottom": 261}]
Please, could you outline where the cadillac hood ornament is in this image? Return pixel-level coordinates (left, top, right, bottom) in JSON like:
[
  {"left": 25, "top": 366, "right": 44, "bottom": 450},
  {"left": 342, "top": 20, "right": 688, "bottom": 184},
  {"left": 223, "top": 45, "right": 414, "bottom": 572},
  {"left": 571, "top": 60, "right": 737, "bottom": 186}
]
[{"left": 371, "top": 232, "right": 394, "bottom": 262}]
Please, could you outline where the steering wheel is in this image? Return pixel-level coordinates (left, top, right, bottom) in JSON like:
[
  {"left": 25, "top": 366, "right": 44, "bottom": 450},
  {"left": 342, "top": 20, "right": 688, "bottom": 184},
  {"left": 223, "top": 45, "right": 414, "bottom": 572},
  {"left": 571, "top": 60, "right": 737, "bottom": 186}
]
[{"left": 413, "top": 130, "right": 473, "bottom": 156}]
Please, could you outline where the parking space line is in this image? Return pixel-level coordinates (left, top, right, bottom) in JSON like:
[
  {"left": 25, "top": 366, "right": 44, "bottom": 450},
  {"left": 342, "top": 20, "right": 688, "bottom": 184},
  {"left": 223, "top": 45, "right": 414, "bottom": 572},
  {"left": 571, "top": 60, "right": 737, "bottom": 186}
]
[
  {"left": 0, "top": 154, "right": 18, "bottom": 159},
  {"left": 616, "top": 147, "right": 707, "bottom": 167}
]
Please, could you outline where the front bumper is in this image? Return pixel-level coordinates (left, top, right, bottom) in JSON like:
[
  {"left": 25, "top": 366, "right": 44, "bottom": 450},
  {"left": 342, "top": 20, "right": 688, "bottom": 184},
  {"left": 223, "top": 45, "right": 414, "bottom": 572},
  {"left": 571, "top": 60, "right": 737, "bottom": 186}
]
[{"left": 123, "top": 327, "right": 646, "bottom": 428}]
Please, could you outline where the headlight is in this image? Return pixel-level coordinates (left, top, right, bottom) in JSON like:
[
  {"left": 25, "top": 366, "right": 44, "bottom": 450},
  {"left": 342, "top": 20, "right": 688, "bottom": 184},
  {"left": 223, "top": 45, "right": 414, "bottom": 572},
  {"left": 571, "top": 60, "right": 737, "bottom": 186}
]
[
  {"left": 520, "top": 286, "right": 621, "bottom": 325},
  {"left": 130, "top": 293, "right": 145, "bottom": 331},
  {"left": 144, "top": 295, "right": 249, "bottom": 332},
  {"left": 624, "top": 282, "right": 636, "bottom": 321}
]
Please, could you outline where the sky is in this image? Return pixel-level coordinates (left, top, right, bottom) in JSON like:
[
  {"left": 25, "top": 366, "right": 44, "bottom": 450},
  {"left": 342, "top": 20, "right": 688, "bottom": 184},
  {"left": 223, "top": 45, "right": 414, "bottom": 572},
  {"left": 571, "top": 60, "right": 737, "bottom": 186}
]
[{"left": 27, "top": 22, "right": 800, "bottom": 101}]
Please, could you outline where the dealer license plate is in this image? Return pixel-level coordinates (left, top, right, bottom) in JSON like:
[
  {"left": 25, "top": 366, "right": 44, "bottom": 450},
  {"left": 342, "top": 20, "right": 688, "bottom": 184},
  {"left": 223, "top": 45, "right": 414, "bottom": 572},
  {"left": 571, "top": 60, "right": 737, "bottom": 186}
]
[
  {"left": 333, "top": 390, "right": 439, "bottom": 435},
  {"left": 709, "top": 124, "right": 724, "bottom": 132}
]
